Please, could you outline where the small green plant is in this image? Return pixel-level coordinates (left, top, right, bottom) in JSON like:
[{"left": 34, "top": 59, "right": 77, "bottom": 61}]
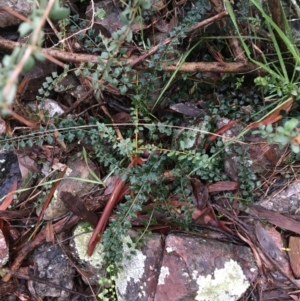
[
  {"left": 98, "top": 264, "right": 117, "bottom": 301},
  {"left": 0, "top": 1, "right": 276, "bottom": 295},
  {"left": 254, "top": 118, "right": 300, "bottom": 153},
  {"left": 226, "top": 0, "right": 300, "bottom": 155},
  {"left": 0, "top": 0, "right": 70, "bottom": 108}
]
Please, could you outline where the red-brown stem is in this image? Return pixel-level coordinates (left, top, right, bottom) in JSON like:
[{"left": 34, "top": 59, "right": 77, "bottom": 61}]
[
  {"left": 87, "top": 157, "right": 143, "bottom": 256},
  {"left": 87, "top": 176, "right": 125, "bottom": 256}
]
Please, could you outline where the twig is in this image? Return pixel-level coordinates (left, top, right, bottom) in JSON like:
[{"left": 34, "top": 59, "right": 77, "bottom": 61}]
[
  {"left": 50, "top": 0, "right": 95, "bottom": 49},
  {"left": 0, "top": 36, "right": 260, "bottom": 74},
  {"left": 0, "top": 6, "right": 31, "bottom": 23},
  {"left": 129, "top": 11, "right": 228, "bottom": 67},
  {"left": 87, "top": 176, "right": 126, "bottom": 256},
  {"left": 33, "top": 165, "right": 68, "bottom": 236},
  {"left": 87, "top": 156, "right": 143, "bottom": 256},
  {"left": 154, "top": 61, "right": 259, "bottom": 73},
  {"left": 3, "top": 268, "right": 91, "bottom": 297},
  {"left": 8, "top": 110, "right": 39, "bottom": 129},
  {"left": 41, "top": 52, "right": 65, "bottom": 68},
  {"left": 99, "top": 102, "right": 124, "bottom": 140},
  {"left": 0, "top": 7, "right": 261, "bottom": 75},
  {"left": 3, "top": 0, "right": 56, "bottom": 101},
  {"left": 61, "top": 88, "right": 94, "bottom": 116}
]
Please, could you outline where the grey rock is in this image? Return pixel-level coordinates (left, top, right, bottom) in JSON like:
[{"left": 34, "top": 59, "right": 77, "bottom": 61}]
[
  {"left": 0, "top": 0, "right": 33, "bottom": 27},
  {"left": 0, "top": 229, "right": 9, "bottom": 266},
  {"left": 258, "top": 180, "right": 300, "bottom": 214},
  {"left": 155, "top": 233, "right": 258, "bottom": 301},
  {"left": 0, "top": 150, "right": 22, "bottom": 200},
  {"left": 31, "top": 243, "right": 75, "bottom": 300}
]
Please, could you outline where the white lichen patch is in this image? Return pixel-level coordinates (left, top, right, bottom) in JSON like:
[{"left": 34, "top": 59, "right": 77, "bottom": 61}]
[
  {"left": 166, "top": 247, "right": 174, "bottom": 253},
  {"left": 195, "top": 259, "right": 250, "bottom": 301},
  {"left": 115, "top": 236, "right": 146, "bottom": 298},
  {"left": 182, "top": 272, "right": 189, "bottom": 278},
  {"left": 73, "top": 224, "right": 105, "bottom": 268},
  {"left": 192, "top": 270, "right": 199, "bottom": 280},
  {"left": 158, "top": 266, "right": 170, "bottom": 285}
]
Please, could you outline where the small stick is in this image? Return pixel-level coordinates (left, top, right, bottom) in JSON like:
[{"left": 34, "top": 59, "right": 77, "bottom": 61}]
[
  {"left": 3, "top": 268, "right": 90, "bottom": 297},
  {"left": 61, "top": 89, "right": 94, "bottom": 116}
]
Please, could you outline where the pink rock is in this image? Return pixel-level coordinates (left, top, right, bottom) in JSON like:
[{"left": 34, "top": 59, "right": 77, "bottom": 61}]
[
  {"left": 155, "top": 233, "right": 257, "bottom": 301},
  {"left": 116, "top": 233, "right": 163, "bottom": 301},
  {"left": 0, "top": 229, "right": 9, "bottom": 266}
]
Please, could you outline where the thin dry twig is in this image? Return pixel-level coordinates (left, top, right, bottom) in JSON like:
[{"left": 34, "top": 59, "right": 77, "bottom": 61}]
[
  {"left": 0, "top": 6, "right": 31, "bottom": 23},
  {"left": 129, "top": 11, "right": 229, "bottom": 67},
  {"left": 3, "top": 268, "right": 90, "bottom": 297},
  {"left": 0, "top": 35, "right": 259, "bottom": 74},
  {"left": 50, "top": 0, "right": 95, "bottom": 49},
  {"left": 99, "top": 101, "right": 124, "bottom": 140},
  {"left": 61, "top": 88, "right": 94, "bottom": 116},
  {"left": 0, "top": 6, "right": 261, "bottom": 76},
  {"left": 3, "top": 0, "right": 56, "bottom": 101}
]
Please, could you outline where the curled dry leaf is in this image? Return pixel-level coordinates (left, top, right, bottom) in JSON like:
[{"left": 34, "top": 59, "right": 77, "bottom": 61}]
[
  {"left": 111, "top": 112, "right": 132, "bottom": 123},
  {"left": 190, "top": 177, "right": 209, "bottom": 210},
  {"left": 204, "top": 119, "right": 241, "bottom": 150},
  {"left": 0, "top": 179, "right": 18, "bottom": 211},
  {"left": 60, "top": 191, "right": 98, "bottom": 228}
]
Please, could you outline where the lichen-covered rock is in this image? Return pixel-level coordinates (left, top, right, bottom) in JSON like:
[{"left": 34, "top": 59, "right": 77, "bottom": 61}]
[
  {"left": 155, "top": 233, "right": 257, "bottom": 301},
  {"left": 72, "top": 227, "right": 164, "bottom": 297},
  {"left": 194, "top": 259, "right": 250, "bottom": 301},
  {"left": 70, "top": 223, "right": 106, "bottom": 285},
  {"left": 115, "top": 232, "right": 163, "bottom": 301}
]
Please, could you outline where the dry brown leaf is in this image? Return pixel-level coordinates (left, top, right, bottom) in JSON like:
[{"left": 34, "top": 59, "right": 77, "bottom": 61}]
[
  {"left": 204, "top": 119, "right": 240, "bottom": 150},
  {"left": 112, "top": 112, "right": 132, "bottom": 123},
  {"left": 60, "top": 191, "right": 98, "bottom": 228},
  {"left": 190, "top": 178, "right": 209, "bottom": 210},
  {"left": 248, "top": 205, "right": 300, "bottom": 235},
  {"left": 247, "top": 96, "right": 293, "bottom": 129},
  {"left": 208, "top": 181, "right": 239, "bottom": 192},
  {"left": 0, "top": 179, "right": 18, "bottom": 211},
  {"left": 255, "top": 221, "right": 294, "bottom": 279}
]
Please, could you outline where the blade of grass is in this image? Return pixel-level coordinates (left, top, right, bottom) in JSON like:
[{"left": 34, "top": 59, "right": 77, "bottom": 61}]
[
  {"left": 225, "top": 0, "right": 288, "bottom": 81},
  {"left": 82, "top": 147, "right": 104, "bottom": 186},
  {"left": 151, "top": 39, "right": 203, "bottom": 111},
  {"left": 265, "top": 15, "right": 288, "bottom": 80},
  {"left": 249, "top": 0, "right": 299, "bottom": 60}
]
